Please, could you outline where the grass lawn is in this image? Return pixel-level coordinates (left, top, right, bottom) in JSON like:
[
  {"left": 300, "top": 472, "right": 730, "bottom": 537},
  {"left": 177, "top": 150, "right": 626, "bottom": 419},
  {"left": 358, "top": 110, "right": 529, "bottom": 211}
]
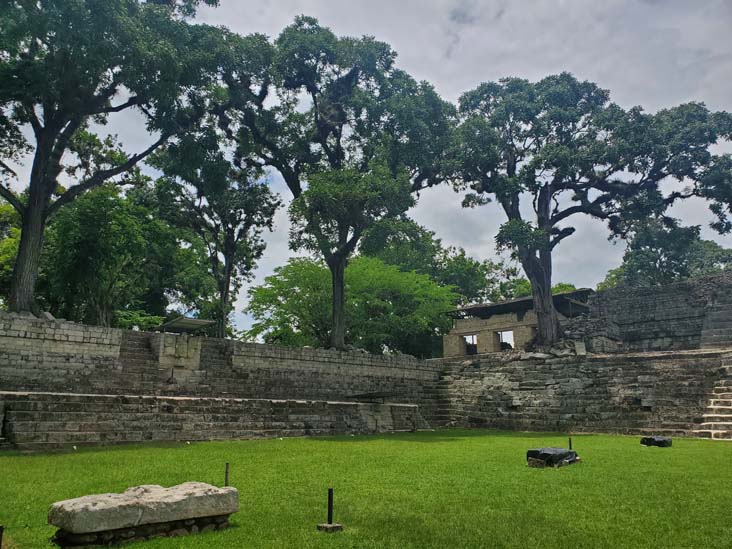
[{"left": 1, "top": 429, "right": 731, "bottom": 548}]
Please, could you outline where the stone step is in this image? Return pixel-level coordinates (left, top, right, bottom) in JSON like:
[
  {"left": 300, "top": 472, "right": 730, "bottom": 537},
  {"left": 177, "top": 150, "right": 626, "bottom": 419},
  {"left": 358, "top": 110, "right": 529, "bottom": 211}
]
[
  {"left": 711, "top": 389, "right": 732, "bottom": 396},
  {"left": 697, "top": 421, "right": 732, "bottom": 429},
  {"left": 691, "top": 429, "right": 732, "bottom": 440},
  {"left": 702, "top": 413, "right": 732, "bottom": 420},
  {"left": 709, "top": 399, "right": 732, "bottom": 407}
]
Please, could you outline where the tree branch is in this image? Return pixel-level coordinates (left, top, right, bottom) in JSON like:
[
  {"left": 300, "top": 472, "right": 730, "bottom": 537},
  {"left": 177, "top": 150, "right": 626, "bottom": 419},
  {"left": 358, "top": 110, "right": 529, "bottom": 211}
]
[
  {"left": 0, "top": 184, "right": 25, "bottom": 217},
  {"left": 46, "top": 133, "right": 170, "bottom": 217}
]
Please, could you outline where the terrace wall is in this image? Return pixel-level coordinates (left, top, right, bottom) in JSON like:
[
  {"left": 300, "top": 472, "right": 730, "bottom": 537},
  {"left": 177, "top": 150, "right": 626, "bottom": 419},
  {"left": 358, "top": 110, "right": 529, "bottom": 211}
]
[
  {"left": 433, "top": 349, "right": 731, "bottom": 435},
  {"left": 0, "top": 313, "right": 446, "bottom": 426},
  {"left": 0, "top": 392, "right": 425, "bottom": 450}
]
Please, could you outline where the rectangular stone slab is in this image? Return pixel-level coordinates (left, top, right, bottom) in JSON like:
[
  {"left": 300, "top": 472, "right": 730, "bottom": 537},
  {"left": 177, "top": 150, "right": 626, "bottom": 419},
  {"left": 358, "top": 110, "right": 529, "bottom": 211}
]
[{"left": 48, "top": 482, "right": 238, "bottom": 534}]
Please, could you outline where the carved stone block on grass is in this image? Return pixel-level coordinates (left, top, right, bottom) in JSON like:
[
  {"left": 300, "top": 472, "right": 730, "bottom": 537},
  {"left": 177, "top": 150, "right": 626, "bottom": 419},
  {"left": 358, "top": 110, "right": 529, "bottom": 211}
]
[{"left": 48, "top": 482, "right": 238, "bottom": 547}]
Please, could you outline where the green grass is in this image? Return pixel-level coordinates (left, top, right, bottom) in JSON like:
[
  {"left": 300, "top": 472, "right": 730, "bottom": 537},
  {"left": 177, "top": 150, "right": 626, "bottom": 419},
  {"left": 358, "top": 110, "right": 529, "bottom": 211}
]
[{"left": 1, "top": 430, "right": 731, "bottom": 548}]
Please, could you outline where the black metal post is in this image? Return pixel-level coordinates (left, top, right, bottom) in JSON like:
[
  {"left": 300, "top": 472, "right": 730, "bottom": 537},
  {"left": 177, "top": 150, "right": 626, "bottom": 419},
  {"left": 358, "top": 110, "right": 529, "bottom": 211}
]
[
  {"left": 568, "top": 436, "right": 573, "bottom": 450},
  {"left": 327, "top": 488, "right": 334, "bottom": 525},
  {"left": 225, "top": 463, "right": 230, "bottom": 487}
]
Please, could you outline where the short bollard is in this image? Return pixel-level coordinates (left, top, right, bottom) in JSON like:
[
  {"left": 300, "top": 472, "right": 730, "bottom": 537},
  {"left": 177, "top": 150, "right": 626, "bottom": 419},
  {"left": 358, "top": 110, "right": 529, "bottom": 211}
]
[
  {"left": 569, "top": 436, "right": 573, "bottom": 450},
  {"left": 317, "top": 488, "right": 343, "bottom": 533},
  {"left": 225, "top": 462, "right": 230, "bottom": 487}
]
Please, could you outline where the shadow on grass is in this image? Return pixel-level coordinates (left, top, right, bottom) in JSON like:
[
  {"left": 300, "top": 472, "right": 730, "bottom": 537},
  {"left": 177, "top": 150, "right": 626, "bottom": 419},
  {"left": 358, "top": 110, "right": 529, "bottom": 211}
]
[{"left": 310, "top": 428, "right": 579, "bottom": 444}]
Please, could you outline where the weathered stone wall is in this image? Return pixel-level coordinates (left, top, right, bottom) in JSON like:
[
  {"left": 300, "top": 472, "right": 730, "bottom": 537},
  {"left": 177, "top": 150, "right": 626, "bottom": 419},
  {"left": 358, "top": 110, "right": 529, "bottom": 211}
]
[
  {"left": 434, "top": 349, "right": 730, "bottom": 434},
  {"left": 0, "top": 313, "right": 445, "bottom": 422},
  {"left": 0, "top": 391, "right": 425, "bottom": 450},
  {"left": 576, "top": 273, "right": 732, "bottom": 352}
]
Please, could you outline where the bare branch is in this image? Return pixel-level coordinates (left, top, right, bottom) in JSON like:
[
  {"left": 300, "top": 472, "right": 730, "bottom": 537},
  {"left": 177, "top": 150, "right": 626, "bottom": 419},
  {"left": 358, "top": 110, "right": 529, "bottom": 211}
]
[{"left": 0, "top": 184, "right": 25, "bottom": 218}]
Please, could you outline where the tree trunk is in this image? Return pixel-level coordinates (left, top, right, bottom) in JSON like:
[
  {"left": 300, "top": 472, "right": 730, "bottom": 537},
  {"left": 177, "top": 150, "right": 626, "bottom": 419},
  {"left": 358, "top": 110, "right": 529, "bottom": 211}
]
[
  {"left": 8, "top": 194, "right": 47, "bottom": 314},
  {"left": 519, "top": 249, "right": 562, "bottom": 348},
  {"left": 327, "top": 255, "right": 347, "bottom": 350},
  {"left": 216, "top": 263, "right": 233, "bottom": 339},
  {"left": 217, "top": 289, "right": 229, "bottom": 339}
]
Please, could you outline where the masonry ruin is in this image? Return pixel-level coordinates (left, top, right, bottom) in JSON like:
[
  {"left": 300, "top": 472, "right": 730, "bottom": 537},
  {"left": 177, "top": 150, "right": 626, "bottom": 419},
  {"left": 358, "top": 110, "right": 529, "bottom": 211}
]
[
  {"left": 443, "top": 289, "right": 593, "bottom": 356},
  {"left": 2, "top": 273, "right": 732, "bottom": 450}
]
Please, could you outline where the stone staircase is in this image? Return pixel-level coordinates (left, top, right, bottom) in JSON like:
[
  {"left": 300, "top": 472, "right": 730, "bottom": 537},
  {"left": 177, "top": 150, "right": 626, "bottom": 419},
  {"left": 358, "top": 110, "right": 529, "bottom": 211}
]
[
  {"left": 115, "top": 331, "right": 165, "bottom": 394},
  {"left": 693, "top": 365, "right": 732, "bottom": 440},
  {"left": 700, "top": 295, "right": 732, "bottom": 349}
]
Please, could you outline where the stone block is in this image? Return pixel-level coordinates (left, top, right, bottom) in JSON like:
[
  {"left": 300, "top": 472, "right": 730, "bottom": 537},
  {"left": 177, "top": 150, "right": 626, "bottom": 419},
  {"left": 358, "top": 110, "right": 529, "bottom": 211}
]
[{"left": 48, "top": 482, "right": 239, "bottom": 534}]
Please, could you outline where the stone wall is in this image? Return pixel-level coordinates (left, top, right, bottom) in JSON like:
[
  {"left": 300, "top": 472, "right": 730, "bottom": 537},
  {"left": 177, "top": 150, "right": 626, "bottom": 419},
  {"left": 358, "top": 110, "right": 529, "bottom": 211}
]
[
  {"left": 0, "top": 391, "right": 424, "bottom": 450},
  {"left": 0, "top": 313, "right": 445, "bottom": 415},
  {"left": 575, "top": 273, "right": 732, "bottom": 353},
  {"left": 434, "top": 349, "right": 731, "bottom": 434}
]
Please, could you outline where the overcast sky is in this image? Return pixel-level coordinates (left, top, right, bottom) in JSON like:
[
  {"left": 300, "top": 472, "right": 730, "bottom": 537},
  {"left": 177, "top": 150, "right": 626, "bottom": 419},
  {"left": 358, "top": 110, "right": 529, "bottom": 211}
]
[
  {"left": 9, "top": 0, "right": 732, "bottom": 329},
  {"left": 192, "top": 0, "right": 732, "bottom": 329}
]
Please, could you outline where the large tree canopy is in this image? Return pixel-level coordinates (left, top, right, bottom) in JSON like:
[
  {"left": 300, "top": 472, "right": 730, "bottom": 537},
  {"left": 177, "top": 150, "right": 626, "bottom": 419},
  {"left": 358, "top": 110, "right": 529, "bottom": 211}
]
[
  {"left": 246, "top": 256, "right": 458, "bottom": 358},
  {"left": 453, "top": 72, "right": 732, "bottom": 346},
  {"left": 0, "top": 0, "right": 247, "bottom": 312}
]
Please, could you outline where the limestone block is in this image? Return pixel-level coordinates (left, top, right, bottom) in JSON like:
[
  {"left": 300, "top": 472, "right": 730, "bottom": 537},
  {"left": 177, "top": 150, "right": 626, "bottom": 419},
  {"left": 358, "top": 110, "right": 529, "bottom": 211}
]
[{"left": 48, "top": 482, "right": 238, "bottom": 534}]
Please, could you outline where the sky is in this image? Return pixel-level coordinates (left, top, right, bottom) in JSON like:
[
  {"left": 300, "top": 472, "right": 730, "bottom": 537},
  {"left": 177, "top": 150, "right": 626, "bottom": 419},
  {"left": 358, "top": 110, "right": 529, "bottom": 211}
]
[{"left": 8, "top": 0, "right": 732, "bottom": 329}]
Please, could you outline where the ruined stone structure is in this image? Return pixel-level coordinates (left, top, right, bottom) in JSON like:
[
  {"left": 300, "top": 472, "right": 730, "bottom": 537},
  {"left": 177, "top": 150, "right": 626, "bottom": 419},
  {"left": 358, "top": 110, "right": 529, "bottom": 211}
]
[
  {"left": 2, "top": 273, "right": 732, "bottom": 450},
  {"left": 0, "top": 313, "right": 441, "bottom": 450},
  {"left": 443, "top": 289, "right": 593, "bottom": 356},
  {"left": 444, "top": 274, "right": 732, "bottom": 357}
]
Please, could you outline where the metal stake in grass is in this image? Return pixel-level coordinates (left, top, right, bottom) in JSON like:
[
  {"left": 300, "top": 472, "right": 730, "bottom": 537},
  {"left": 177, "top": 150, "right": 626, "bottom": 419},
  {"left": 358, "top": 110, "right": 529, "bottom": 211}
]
[
  {"left": 0, "top": 524, "right": 4, "bottom": 547},
  {"left": 225, "top": 462, "right": 230, "bottom": 487},
  {"left": 317, "top": 488, "right": 343, "bottom": 533},
  {"left": 569, "top": 436, "right": 573, "bottom": 450}
]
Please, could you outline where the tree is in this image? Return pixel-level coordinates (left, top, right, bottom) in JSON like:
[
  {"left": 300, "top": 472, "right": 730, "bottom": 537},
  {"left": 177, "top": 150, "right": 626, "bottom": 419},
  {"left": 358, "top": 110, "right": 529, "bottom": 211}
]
[
  {"left": 598, "top": 219, "right": 732, "bottom": 289},
  {"left": 453, "top": 73, "right": 731, "bottom": 346},
  {"left": 360, "top": 216, "right": 523, "bottom": 304},
  {"left": 0, "top": 0, "right": 242, "bottom": 312},
  {"left": 289, "top": 164, "right": 414, "bottom": 348},
  {"left": 246, "top": 256, "right": 458, "bottom": 358},
  {"left": 37, "top": 184, "right": 210, "bottom": 327},
  {"left": 220, "top": 17, "right": 454, "bottom": 348},
  {"left": 150, "top": 128, "right": 280, "bottom": 338}
]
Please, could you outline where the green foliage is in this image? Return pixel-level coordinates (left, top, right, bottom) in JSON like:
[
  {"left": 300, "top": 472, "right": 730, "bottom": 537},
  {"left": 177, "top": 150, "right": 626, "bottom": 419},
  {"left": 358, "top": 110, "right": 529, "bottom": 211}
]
[
  {"left": 149, "top": 124, "right": 281, "bottom": 337},
  {"left": 359, "top": 216, "right": 581, "bottom": 304},
  {"left": 0, "top": 201, "right": 20, "bottom": 302},
  {"left": 37, "top": 185, "right": 212, "bottom": 327},
  {"left": 246, "top": 256, "right": 458, "bottom": 358},
  {"left": 113, "top": 310, "right": 165, "bottom": 331},
  {"left": 290, "top": 164, "right": 414, "bottom": 258},
  {"left": 598, "top": 219, "right": 732, "bottom": 289},
  {"left": 0, "top": 0, "right": 249, "bottom": 311}
]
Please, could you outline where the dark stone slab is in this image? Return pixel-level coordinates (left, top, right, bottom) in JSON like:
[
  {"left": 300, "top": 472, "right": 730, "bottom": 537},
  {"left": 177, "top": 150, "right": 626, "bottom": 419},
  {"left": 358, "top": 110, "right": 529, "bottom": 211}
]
[
  {"left": 640, "top": 436, "right": 672, "bottom": 447},
  {"left": 526, "top": 447, "right": 580, "bottom": 467}
]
